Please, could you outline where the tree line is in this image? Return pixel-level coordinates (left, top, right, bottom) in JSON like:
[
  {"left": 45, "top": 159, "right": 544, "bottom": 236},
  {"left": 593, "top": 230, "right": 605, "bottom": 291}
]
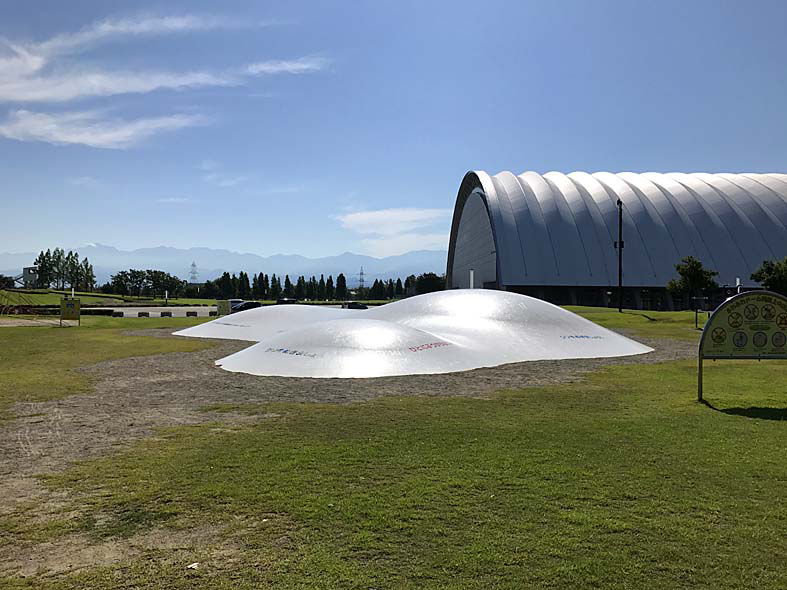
[
  {"left": 32, "top": 248, "right": 96, "bottom": 291},
  {"left": 667, "top": 256, "right": 787, "bottom": 298},
  {"left": 200, "top": 271, "right": 446, "bottom": 301},
  {"left": 103, "top": 269, "right": 189, "bottom": 299}
]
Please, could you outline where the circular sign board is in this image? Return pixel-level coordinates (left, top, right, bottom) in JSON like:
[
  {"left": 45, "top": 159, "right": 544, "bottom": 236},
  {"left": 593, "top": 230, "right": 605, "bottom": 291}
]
[{"left": 700, "top": 291, "right": 787, "bottom": 360}]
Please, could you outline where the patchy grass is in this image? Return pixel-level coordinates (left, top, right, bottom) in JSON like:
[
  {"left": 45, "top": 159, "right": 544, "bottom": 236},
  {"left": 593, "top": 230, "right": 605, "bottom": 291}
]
[
  {"left": 567, "top": 306, "right": 708, "bottom": 340},
  {"left": 4, "top": 365, "right": 787, "bottom": 585},
  {"left": 0, "top": 316, "right": 211, "bottom": 417},
  {"left": 2, "top": 306, "right": 786, "bottom": 588}
]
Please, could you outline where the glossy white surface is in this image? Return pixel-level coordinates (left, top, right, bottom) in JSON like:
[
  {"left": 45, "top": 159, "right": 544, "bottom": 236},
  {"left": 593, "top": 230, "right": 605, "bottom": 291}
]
[{"left": 173, "top": 290, "right": 652, "bottom": 378}]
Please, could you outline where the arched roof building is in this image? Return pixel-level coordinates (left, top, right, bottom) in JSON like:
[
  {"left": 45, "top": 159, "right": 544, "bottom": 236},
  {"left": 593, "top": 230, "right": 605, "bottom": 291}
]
[{"left": 446, "top": 171, "right": 787, "bottom": 307}]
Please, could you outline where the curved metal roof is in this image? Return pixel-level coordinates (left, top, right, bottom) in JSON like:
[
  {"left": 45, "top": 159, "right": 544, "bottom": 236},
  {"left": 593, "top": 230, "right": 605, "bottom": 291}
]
[{"left": 446, "top": 171, "right": 787, "bottom": 288}]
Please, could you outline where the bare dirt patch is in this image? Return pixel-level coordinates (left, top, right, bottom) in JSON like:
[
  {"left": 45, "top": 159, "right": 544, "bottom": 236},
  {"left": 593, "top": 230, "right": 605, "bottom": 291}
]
[{"left": 0, "top": 327, "right": 694, "bottom": 575}]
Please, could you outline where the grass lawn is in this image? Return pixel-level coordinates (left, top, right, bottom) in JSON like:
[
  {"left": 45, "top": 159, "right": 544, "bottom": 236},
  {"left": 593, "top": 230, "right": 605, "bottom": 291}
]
[
  {"left": 0, "top": 289, "right": 123, "bottom": 306},
  {"left": 1, "top": 308, "right": 786, "bottom": 588},
  {"left": 0, "top": 289, "right": 218, "bottom": 306},
  {"left": 0, "top": 316, "right": 211, "bottom": 418}
]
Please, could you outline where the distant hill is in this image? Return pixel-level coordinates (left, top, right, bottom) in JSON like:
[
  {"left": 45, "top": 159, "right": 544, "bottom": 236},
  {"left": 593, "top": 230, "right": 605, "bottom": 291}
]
[{"left": 0, "top": 244, "right": 448, "bottom": 286}]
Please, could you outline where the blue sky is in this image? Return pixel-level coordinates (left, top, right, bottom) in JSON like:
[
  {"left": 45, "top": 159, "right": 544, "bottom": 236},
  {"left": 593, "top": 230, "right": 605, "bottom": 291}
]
[{"left": 2, "top": 0, "right": 787, "bottom": 258}]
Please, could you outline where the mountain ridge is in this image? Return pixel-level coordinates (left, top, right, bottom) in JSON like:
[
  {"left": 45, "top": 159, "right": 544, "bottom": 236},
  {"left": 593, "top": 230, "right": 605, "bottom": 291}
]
[{"left": 0, "top": 244, "right": 448, "bottom": 286}]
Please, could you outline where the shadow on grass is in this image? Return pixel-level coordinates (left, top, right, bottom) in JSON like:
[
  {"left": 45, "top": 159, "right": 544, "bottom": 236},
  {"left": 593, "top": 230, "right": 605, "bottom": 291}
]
[
  {"left": 701, "top": 400, "right": 787, "bottom": 421},
  {"left": 621, "top": 311, "right": 657, "bottom": 322}
]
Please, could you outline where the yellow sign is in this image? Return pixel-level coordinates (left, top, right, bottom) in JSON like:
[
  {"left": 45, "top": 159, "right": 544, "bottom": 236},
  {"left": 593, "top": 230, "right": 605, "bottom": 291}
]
[
  {"left": 60, "top": 298, "right": 81, "bottom": 323},
  {"left": 216, "top": 300, "right": 231, "bottom": 316},
  {"left": 700, "top": 291, "right": 787, "bottom": 359},
  {"left": 698, "top": 290, "right": 787, "bottom": 401}
]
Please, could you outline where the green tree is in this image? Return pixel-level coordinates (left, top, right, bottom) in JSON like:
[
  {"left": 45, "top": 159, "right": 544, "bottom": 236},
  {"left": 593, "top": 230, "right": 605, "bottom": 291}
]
[
  {"left": 395, "top": 278, "right": 403, "bottom": 298},
  {"left": 0, "top": 274, "right": 15, "bottom": 289},
  {"left": 217, "top": 272, "right": 233, "bottom": 298},
  {"left": 751, "top": 257, "right": 787, "bottom": 296},
  {"left": 238, "top": 271, "right": 251, "bottom": 299},
  {"left": 52, "top": 248, "right": 65, "bottom": 288},
  {"left": 336, "top": 273, "right": 347, "bottom": 300},
  {"left": 33, "top": 249, "right": 53, "bottom": 288},
  {"left": 415, "top": 272, "right": 445, "bottom": 295},
  {"left": 251, "top": 273, "right": 260, "bottom": 299},
  {"left": 666, "top": 256, "right": 719, "bottom": 299},
  {"left": 80, "top": 258, "right": 95, "bottom": 291},
  {"left": 262, "top": 274, "right": 270, "bottom": 300},
  {"left": 295, "top": 276, "right": 306, "bottom": 300},
  {"left": 270, "top": 274, "right": 281, "bottom": 299},
  {"left": 318, "top": 275, "right": 326, "bottom": 300},
  {"left": 203, "top": 280, "right": 219, "bottom": 298},
  {"left": 386, "top": 279, "right": 395, "bottom": 299},
  {"left": 404, "top": 274, "right": 416, "bottom": 296},
  {"left": 283, "top": 275, "right": 294, "bottom": 298},
  {"left": 326, "top": 275, "right": 334, "bottom": 300}
]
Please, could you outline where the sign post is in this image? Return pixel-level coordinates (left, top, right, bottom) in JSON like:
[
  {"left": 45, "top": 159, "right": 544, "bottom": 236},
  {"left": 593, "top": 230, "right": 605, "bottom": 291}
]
[
  {"left": 697, "top": 290, "right": 787, "bottom": 401},
  {"left": 60, "top": 297, "right": 81, "bottom": 327}
]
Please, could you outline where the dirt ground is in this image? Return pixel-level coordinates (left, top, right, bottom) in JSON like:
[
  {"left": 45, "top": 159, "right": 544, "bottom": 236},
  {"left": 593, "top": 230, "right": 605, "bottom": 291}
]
[{"left": 0, "top": 328, "right": 695, "bottom": 576}]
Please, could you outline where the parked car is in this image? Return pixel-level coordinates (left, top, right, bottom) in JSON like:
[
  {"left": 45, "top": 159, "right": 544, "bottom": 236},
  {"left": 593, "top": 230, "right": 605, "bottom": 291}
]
[
  {"left": 342, "top": 301, "right": 368, "bottom": 310},
  {"left": 231, "top": 301, "right": 263, "bottom": 312},
  {"left": 276, "top": 298, "right": 298, "bottom": 305}
]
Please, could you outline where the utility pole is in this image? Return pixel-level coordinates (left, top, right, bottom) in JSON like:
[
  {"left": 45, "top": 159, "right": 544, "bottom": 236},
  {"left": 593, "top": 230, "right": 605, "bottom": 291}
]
[{"left": 614, "top": 199, "right": 624, "bottom": 312}]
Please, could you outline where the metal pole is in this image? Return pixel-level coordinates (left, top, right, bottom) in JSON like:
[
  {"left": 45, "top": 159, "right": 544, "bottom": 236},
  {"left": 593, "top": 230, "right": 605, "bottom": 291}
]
[
  {"left": 617, "top": 199, "right": 624, "bottom": 312},
  {"left": 697, "top": 354, "right": 703, "bottom": 402}
]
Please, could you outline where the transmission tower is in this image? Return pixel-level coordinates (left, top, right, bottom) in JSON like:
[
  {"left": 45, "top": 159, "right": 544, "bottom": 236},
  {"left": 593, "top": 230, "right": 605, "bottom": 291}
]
[
  {"left": 189, "top": 261, "right": 199, "bottom": 283},
  {"left": 358, "top": 266, "right": 365, "bottom": 291}
]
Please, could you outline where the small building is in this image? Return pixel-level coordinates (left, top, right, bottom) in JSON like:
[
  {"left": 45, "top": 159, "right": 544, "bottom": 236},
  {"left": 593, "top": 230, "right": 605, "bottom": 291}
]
[{"left": 446, "top": 171, "right": 787, "bottom": 309}]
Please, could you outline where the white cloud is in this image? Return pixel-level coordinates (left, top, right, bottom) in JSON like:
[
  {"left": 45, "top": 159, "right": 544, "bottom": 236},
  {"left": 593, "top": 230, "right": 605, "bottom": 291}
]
[
  {"left": 358, "top": 233, "right": 449, "bottom": 257},
  {"left": 0, "top": 15, "right": 329, "bottom": 147},
  {"left": 0, "top": 69, "right": 235, "bottom": 103},
  {"left": 36, "top": 15, "right": 247, "bottom": 58},
  {"left": 247, "top": 57, "right": 329, "bottom": 75},
  {"left": 336, "top": 207, "right": 452, "bottom": 256},
  {"left": 0, "top": 16, "right": 326, "bottom": 103},
  {"left": 199, "top": 160, "right": 247, "bottom": 187},
  {"left": 337, "top": 207, "right": 451, "bottom": 236},
  {"left": 0, "top": 109, "right": 204, "bottom": 149}
]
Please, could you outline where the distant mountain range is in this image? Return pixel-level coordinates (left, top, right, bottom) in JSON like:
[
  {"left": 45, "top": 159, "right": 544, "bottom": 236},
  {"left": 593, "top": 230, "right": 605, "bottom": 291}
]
[{"left": 0, "top": 244, "right": 448, "bottom": 286}]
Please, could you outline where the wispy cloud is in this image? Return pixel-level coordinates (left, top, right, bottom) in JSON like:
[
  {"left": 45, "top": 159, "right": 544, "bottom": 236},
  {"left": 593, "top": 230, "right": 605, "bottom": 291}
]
[
  {"left": 337, "top": 208, "right": 451, "bottom": 237},
  {"left": 247, "top": 57, "right": 329, "bottom": 75},
  {"left": 0, "top": 15, "right": 328, "bottom": 148},
  {"left": 0, "top": 69, "right": 235, "bottom": 103},
  {"left": 199, "top": 159, "right": 247, "bottom": 187},
  {"left": 0, "top": 109, "right": 204, "bottom": 149},
  {"left": 35, "top": 15, "right": 248, "bottom": 58},
  {"left": 336, "top": 207, "right": 451, "bottom": 256},
  {"left": 0, "top": 16, "right": 327, "bottom": 104}
]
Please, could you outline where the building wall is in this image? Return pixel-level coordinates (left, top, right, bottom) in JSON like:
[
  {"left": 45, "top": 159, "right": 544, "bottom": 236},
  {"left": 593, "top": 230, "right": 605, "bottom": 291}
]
[
  {"left": 449, "top": 191, "right": 497, "bottom": 288},
  {"left": 447, "top": 170, "right": 787, "bottom": 295}
]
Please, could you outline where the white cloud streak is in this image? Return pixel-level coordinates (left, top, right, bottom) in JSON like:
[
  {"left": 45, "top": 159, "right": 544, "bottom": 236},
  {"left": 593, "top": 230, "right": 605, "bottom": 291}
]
[
  {"left": 247, "top": 57, "right": 329, "bottom": 75},
  {"left": 0, "top": 14, "right": 329, "bottom": 148},
  {"left": 0, "top": 69, "right": 235, "bottom": 103},
  {"left": 337, "top": 208, "right": 452, "bottom": 237},
  {"left": 0, "top": 109, "right": 204, "bottom": 149},
  {"left": 337, "top": 208, "right": 451, "bottom": 256},
  {"left": 36, "top": 15, "right": 247, "bottom": 58}
]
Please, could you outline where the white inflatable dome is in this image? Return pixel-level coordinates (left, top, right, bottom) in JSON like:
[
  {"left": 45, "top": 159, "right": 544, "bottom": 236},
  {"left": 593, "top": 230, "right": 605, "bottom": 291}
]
[{"left": 173, "top": 290, "right": 652, "bottom": 378}]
